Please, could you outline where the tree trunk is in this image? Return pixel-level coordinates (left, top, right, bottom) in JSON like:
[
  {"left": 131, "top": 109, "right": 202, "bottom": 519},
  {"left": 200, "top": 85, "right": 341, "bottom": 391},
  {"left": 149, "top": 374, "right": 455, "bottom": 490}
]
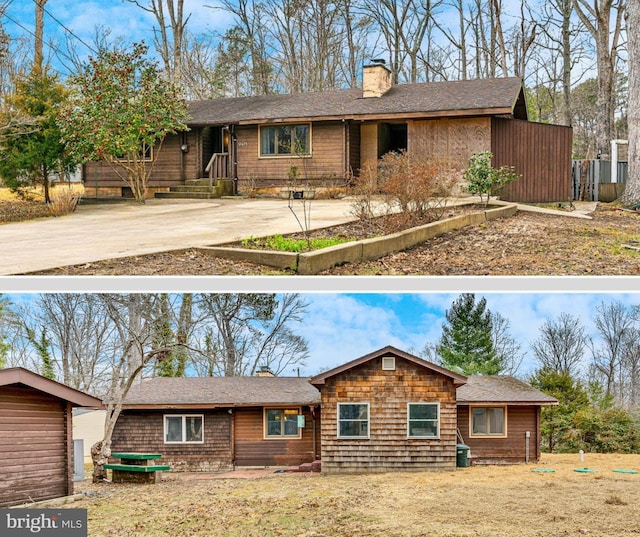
[
  {"left": 34, "top": 0, "right": 46, "bottom": 72},
  {"left": 621, "top": 1, "right": 640, "bottom": 205}
]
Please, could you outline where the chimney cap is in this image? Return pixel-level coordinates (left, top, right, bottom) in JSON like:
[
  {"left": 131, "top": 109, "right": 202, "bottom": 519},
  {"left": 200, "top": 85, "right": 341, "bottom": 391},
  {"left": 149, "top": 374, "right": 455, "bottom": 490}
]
[{"left": 367, "top": 58, "right": 387, "bottom": 66}]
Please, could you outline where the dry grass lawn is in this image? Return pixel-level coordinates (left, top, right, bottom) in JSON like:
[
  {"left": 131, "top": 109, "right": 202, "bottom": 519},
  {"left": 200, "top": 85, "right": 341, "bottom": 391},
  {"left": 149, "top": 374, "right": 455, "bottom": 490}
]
[{"left": 75, "top": 454, "right": 640, "bottom": 537}]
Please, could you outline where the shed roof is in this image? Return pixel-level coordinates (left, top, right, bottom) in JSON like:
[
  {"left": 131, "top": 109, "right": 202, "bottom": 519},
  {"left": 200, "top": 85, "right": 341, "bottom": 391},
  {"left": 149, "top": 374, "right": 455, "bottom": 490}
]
[
  {"left": 187, "top": 77, "right": 527, "bottom": 126},
  {"left": 0, "top": 367, "right": 103, "bottom": 407},
  {"left": 457, "top": 376, "right": 558, "bottom": 406},
  {"left": 121, "top": 376, "right": 321, "bottom": 409},
  {"left": 310, "top": 345, "right": 468, "bottom": 386}
]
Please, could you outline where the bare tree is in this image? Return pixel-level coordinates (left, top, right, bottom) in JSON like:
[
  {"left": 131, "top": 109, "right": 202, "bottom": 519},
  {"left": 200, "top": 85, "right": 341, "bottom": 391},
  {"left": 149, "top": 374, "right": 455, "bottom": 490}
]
[
  {"left": 621, "top": 1, "right": 640, "bottom": 205},
  {"left": 573, "top": 0, "right": 626, "bottom": 158},
  {"left": 531, "top": 312, "right": 587, "bottom": 376},
  {"left": 192, "top": 293, "right": 309, "bottom": 376},
  {"left": 126, "top": 0, "right": 190, "bottom": 86},
  {"left": 491, "top": 312, "right": 524, "bottom": 375},
  {"left": 590, "top": 300, "right": 637, "bottom": 401}
]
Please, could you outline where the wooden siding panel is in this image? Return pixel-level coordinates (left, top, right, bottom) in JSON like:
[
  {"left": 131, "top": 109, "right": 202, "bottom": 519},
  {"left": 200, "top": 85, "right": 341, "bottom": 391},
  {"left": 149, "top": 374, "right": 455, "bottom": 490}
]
[
  {"left": 236, "top": 122, "right": 347, "bottom": 187},
  {"left": 0, "top": 386, "right": 69, "bottom": 507},
  {"left": 409, "top": 118, "right": 491, "bottom": 169},
  {"left": 111, "top": 410, "right": 233, "bottom": 472},
  {"left": 492, "top": 118, "right": 573, "bottom": 203},
  {"left": 319, "top": 357, "right": 458, "bottom": 474},
  {"left": 457, "top": 405, "right": 539, "bottom": 463},
  {"left": 83, "top": 130, "right": 200, "bottom": 194},
  {"left": 233, "top": 407, "right": 317, "bottom": 466}
]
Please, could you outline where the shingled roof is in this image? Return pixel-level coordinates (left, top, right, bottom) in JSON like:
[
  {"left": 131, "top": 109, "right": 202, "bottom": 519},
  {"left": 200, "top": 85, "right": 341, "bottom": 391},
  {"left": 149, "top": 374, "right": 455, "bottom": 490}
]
[
  {"left": 187, "top": 77, "right": 527, "bottom": 126},
  {"left": 121, "top": 376, "right": 320, "bottom": 409},
  {"left": 457, "top": 376, "right": 558, "bottom": 406}
]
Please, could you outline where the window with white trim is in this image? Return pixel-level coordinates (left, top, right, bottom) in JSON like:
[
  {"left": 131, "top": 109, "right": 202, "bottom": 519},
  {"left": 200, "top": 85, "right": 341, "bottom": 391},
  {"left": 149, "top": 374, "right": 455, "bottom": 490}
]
[
  {"left": 382, "top": 356, "right": 396, "bottom": 370},
  {"left": 471, "top": 407, "right": 506, "bottom": 436},
  {"left": 407, "top": 403, "right": 439, "bottom": 438},
  {"left": 264, "top": 408, "right": 301, "bottom": 438},
  {"left": 337, "top": 403, "right": 369, "bottom": 438},
  {"left": 259, "top": 124, "right": 310, "bottom": 157},
  {"left": 164, "top": 414, "right": 204, "bottom": 443}
]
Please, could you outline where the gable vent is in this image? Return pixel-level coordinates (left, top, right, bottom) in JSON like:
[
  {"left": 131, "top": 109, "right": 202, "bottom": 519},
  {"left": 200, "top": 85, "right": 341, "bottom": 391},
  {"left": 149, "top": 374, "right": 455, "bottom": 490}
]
[{"left": 382, "top": 356, "right": 396, "bottom": 370}]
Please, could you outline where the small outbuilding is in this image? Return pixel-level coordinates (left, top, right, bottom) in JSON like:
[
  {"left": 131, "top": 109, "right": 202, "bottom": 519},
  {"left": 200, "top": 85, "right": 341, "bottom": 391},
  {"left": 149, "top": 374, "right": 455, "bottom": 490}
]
[{"left": 0, "top": 368, "right": 102, "bottom": 507}]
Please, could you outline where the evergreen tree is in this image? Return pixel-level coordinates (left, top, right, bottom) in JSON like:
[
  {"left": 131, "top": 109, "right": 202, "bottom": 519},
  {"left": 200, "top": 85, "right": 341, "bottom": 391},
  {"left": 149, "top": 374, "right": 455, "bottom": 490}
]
[
  {"left": 436, "top": 293, "right": 501, "bottom": 375},
  {"left": 530, "top": 367, "right": 590, "bottom": 453},
  {"left": 0, "top": 68, "right": 76, "bottom": 203}
]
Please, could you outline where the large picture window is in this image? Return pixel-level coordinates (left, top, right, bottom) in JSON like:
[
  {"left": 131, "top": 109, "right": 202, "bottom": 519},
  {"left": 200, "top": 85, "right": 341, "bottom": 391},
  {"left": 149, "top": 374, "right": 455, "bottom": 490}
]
[
  {"left": 164, "top": 415, "right": 204, "bottom": 444},
  {"left": 260, "top": 124, "right": 310, "bottom": 157},
  {"left": 338, "top": 403, "right": 369, "bottom": 438},
  {"left": 471, "top": 407, "right": 506, "bottom": 437},
  {"left": 407, "top": 403, "right": 439, "bottom": 438},
  {"left": 264, "top": 408, "right": 301, "bottom": 438}
]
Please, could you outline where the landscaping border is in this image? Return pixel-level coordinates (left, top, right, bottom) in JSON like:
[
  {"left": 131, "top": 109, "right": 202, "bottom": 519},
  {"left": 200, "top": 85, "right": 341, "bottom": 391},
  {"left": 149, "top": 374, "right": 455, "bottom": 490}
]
[{"left": 196, "top": 204, "right": 518, "bottom": 275}]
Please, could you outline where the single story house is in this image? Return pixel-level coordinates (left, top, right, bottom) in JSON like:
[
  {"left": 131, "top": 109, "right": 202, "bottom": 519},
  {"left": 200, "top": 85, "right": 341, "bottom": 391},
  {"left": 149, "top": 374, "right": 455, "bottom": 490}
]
[
  {"left": 83, "top": 62, "right": 572, "bottom": 203},
  {"left": 111, "top": 376, "right": 321, "bottom": 472},
  {"left": 0, "top": 368, "right": 103, "bottom": 506},
  {"left": 72, "top": 408, "right": 107, "bottom": 464},
  {"left": 112, "top": 346, "right": 557, "bottom": 474}
]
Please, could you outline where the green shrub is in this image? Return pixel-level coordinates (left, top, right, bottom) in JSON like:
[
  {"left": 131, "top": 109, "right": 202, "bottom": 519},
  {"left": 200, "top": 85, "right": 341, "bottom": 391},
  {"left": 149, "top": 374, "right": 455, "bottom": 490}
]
[{"left": 464, "top": 152, "right": 521, "bottom": 206}]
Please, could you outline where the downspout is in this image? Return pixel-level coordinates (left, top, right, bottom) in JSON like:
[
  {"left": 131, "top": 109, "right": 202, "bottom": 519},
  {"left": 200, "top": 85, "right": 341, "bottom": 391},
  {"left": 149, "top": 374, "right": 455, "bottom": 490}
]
[
  {"left": 231, "top": 125, "right": 238, "bottom": 195},
  {"left": 312, "top": 405, "right": 318, "bottom": 460},
  {"left": 343, "top": 120, "right": 349, "bottom": 183},
  {"left": 229, "top": 408, "right": 235, "bottom": 468}
]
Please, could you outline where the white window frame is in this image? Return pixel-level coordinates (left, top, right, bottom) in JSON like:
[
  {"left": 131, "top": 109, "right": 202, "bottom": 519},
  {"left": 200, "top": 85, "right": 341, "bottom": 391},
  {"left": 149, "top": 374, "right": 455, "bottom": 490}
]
[
  {"left": 407, "top": 402, "right": 440, "bottom": 439},
  {"left": 381, "top": 356, "right": 396, "bottom": 370},
  {"left": 263, "top": 407, "right": 303, "bottom": 440},
  {"left": 258, "top": 123, "right": 312, "bottom": 158},
  {"left": 163, "top": 414, "right": 204, "bottom": 444},
  {"left": 337, "top": 402, "right": 370, "bottom": 439},
  {"left": 469, "top": 406, "right": 508, "bottom": 438}
]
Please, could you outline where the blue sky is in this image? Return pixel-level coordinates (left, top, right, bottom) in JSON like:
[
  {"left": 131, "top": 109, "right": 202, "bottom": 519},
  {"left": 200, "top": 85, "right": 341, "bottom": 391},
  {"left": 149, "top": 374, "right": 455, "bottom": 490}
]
[
  {"left": 7, "top": 291, "right": 640, "bottom": 378},
  {"left": 3, "top": 0, "right": 232, "bottom": 75}
]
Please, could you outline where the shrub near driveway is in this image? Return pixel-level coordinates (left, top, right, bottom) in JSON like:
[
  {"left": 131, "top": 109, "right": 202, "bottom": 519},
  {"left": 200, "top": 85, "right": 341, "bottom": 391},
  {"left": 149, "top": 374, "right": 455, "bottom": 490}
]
[{"left": 78, "top": 454, "right": 638, "bottom": 537}]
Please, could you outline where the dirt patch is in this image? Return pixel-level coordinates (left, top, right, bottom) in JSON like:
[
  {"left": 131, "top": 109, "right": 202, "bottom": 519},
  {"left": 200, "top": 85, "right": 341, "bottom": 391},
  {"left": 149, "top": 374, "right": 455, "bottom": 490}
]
[
  {"left": 25, "top": 204, "right": 640, "bottom": 276},
  {"left": 73, "top": 453, "right": 640, "bottom": 537}
]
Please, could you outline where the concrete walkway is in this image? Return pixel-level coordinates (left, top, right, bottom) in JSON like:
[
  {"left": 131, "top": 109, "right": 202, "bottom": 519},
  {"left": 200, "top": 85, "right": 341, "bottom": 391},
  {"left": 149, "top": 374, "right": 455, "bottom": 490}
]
[{"left": 0, "top": 196, "right": 597, "bottom": 275}]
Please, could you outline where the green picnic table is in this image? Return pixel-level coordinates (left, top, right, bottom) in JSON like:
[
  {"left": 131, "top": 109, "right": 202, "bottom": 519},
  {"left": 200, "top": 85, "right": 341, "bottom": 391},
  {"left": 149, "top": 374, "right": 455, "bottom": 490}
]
[{"left": 104, "top": 452, "right": 170, "bottom": 484}]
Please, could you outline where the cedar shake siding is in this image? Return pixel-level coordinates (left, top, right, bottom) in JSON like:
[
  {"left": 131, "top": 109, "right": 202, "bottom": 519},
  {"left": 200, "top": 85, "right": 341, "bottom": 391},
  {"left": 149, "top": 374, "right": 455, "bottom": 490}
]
[
  {"left": 0, "top": 386, "right": 70, "bottom": 506},
  {"left": 457, "top": 405, "right": 541, "bottom": 464},
  {"left": 233, "top": 407, "right": 319, "bottom": 466},
  {"left": 112, "top": 410, "right": 233, "bottom": 472},
  {"left": 316, "top": 355, "right": 459, "bottom": 474}
]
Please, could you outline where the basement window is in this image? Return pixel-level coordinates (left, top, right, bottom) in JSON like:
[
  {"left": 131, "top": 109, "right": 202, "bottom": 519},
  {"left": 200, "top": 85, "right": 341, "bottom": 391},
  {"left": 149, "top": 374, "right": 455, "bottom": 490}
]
[
  {"left": 164, "top": 414, "right": 204, "bottom": 444},
  {"left": 337, "top": 403, "right": 369, "bottom": 438},
  {"left": 470, "top": 407, "right": 507, "bottom": 437}
]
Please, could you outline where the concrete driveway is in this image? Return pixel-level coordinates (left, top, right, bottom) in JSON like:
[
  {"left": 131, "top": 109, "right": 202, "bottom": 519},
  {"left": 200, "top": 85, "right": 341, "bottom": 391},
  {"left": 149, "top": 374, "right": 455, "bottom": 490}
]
[{"left": 0, "top": 198, "right": 358, "bottom": 275}]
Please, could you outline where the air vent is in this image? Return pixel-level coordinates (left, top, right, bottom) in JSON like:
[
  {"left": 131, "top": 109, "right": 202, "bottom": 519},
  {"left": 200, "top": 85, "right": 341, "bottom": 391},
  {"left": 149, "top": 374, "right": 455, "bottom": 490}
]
[{"left": 382, "top": 356, "right": 396, "bottom": 370}]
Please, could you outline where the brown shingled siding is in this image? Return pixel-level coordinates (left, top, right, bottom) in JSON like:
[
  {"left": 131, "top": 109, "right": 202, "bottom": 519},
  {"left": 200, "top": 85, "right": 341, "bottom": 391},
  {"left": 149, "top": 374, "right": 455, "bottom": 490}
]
[
  {"left": 318, "top": 357, "right": 458, "bottom": 474},
  {"left": 111, "top": 410, "right": 233, "bottom": 472},
  {"left": 491, "top": 118, "right": 573, "bottom": 203},
  {"left": 0, "top": 386, "right": 70, "bottom": 506},
  {"left": 235, "top": 122, "right": 348, "bottom": 187},
  {"left": 233, "top": 407, "right": 318, "bottom": 466},
  {"left": 457, "top": 405, "right": 540, "bottom": 463}
]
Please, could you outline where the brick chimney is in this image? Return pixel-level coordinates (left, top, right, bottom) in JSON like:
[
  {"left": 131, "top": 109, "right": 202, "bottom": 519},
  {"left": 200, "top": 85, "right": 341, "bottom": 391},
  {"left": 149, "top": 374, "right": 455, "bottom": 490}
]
[
  {"left": 256, "top": 365, "right": 275, "bottom": 377},
  {"left": 363, "top": 59, "right": 392, "bottom": 98}
]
